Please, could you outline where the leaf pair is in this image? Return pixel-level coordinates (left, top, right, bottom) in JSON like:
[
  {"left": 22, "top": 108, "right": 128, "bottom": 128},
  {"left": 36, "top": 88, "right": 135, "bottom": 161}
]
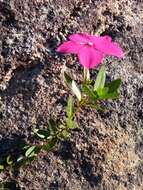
[
  {"left": 94, "top": 66, "right": 121, "bottom": 100},
  {"left": 34, "top": 119, "right": 59, "bottom": 151},
  {"left": 34, "top": 119, "right": 57, "bottom": 140},
  {"left": 82, "top": 84, "right": 98, "bottom": 101},
  {"left": 25, "top": 145, "right": 39, "bottom": 158}
]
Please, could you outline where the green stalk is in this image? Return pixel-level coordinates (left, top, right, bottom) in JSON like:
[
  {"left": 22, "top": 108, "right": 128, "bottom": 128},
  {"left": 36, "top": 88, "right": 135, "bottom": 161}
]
[{"left": 83, "top": 67, "right": 90, "bottom": 83}]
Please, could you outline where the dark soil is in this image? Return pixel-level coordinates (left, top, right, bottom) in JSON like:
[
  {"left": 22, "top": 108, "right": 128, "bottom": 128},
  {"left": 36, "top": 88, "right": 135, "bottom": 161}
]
[{"left": 0, "top": 0, "right": 142, "bottom": 189}]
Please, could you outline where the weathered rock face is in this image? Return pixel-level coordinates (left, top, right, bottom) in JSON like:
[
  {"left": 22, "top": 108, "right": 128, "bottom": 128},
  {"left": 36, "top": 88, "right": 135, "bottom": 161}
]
[{"left": 0, "top": 0, "right": 142, "bottom": 189}]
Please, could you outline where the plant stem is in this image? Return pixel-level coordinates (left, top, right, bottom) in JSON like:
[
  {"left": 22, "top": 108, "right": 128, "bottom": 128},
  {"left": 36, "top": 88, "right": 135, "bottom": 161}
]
[{"left": 83, "top": 67, "right": 90, "bottom": 83}]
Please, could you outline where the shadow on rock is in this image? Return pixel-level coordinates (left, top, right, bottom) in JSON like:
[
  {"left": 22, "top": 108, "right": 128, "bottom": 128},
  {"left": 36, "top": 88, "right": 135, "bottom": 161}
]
[
  {"left": 0, "top": 180, "right": 21, "bottom": 190},
  {"left": 54, "top": 140, "right": 103, "bottom": 188},
  {"left": 1, "top": 63, "right": 44, "bottom": 101},
  {"left": 54, "top": 140, "right": 74, "bottom": 160},
  {"left": 0, "top": 134, "right": 27, "bottom": 177},
  {"left": 80, "top": 158, "right": 102, "bottom": 187}
]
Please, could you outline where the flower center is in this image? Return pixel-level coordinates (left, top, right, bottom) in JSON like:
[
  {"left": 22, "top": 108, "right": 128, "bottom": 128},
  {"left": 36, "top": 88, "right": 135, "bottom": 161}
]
[
  {"left": 80, "top": 41, "right": 94, "bottom": 47},
  {"left": 87, "top": 42, "right": 93, "bottom": 46}
]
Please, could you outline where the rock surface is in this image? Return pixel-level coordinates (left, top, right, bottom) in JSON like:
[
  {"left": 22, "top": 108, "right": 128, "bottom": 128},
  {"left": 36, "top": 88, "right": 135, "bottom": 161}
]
[{"left": 0, "top": 0, "right": 142, "bottom": 189}]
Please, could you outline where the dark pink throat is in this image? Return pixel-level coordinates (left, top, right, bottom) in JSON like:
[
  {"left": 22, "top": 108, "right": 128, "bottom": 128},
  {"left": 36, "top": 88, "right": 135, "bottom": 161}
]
[{"left": 79, "top": 41, "right": 94, "bottom": 47}]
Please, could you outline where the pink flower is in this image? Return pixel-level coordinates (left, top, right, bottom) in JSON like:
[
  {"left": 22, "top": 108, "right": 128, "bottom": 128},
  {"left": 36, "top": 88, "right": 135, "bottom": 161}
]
[{"left": 56, "top": 33, "right": 124, "bottom": 69}]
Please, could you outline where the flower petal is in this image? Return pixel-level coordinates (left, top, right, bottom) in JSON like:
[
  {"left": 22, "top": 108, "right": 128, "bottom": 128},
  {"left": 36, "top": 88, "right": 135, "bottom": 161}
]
[
  {"left": 69, "top": 33, "right": 91, "bottom": 44},
  {"left": 103, "top": 42, "right": 124, "bottom": 57},
  {"left": 78, "top": 46, "right": 104, "bottom": 69},
  {"left": 56, "top": 41, "right": 81, "bottom": 54},
  {"left": 90, "top": 35, "right": 124, "bottom": 58},
  {"left": 90, "top": 35, "right": 112, "bottom": 44}
]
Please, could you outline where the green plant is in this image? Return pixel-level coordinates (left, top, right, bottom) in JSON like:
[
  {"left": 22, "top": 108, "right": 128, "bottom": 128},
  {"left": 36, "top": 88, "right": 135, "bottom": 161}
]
[{"left": 0, "top": 33, "right": 124, "bottom": 172}]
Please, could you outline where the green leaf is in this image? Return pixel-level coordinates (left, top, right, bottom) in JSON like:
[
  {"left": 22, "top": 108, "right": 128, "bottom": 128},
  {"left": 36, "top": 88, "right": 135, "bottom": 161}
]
[
  {"left": 48, "top": 119, "right": 58, "bottom": 135},
  {"left": 42, "top": 138, "right": 57, "bottom": 151},
  {"left": 0, "top": 165, "right": 4, "bottom": 170},
  {"left": 22, "top": 145, "right": 30, "bottom": 150},
  {"left": 17, "top": 156, "right": 24, "bottom": 163},
  {"left": 96, "top": 79, "right": 122, "bottom": 100},
  {"left": 71, "top": 80, "right": 82, "bottom": 101},
  {"left": 66, "top": 118, "right": 78, "bottom": 129},
  {"left": 94, "top": 66, "right": 106, "bottom": 91},
  {"left": 6, "top": 155, "right": 13, "bottom": 165},
  {"left": 66, "top": 96, "right": 74, "bottom": 119},
  {"left": 34, "top": 129, "right": 51, "bottom": 139},
  {"left": 105, "top": 79, "right": 121, "bottom": 93},
  {"left": 82, "top": 84, "right": 98, "bottom": 101},
  {"left": 97, "top": 87, "right": 119, "bottom": 99},
  {"left": 64, "top": 72, "right": 81, "bottom": 101},
  {"left": 64, "top": 71, "right": 72, "bottom": 86},
  {"left": 58, "top": 130, "right": 71, "bottom": 140},
  {"left": 59, "top": 124, "right": 66, "bottom": 129},
  {"left": 97, "top": 87, "right": 108, "bottom": 96},
  {"left": 61, "top": 130, "right": 71, "bottom": 138},
  {"left": 14, "top": 157, "right": 28, "bottom": 169},
  {"left": 66, "top": 118, "right": 74, "bottom": 129},
  {"left": 25, "top": 145, "right": 36, "bottom": 158}
]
